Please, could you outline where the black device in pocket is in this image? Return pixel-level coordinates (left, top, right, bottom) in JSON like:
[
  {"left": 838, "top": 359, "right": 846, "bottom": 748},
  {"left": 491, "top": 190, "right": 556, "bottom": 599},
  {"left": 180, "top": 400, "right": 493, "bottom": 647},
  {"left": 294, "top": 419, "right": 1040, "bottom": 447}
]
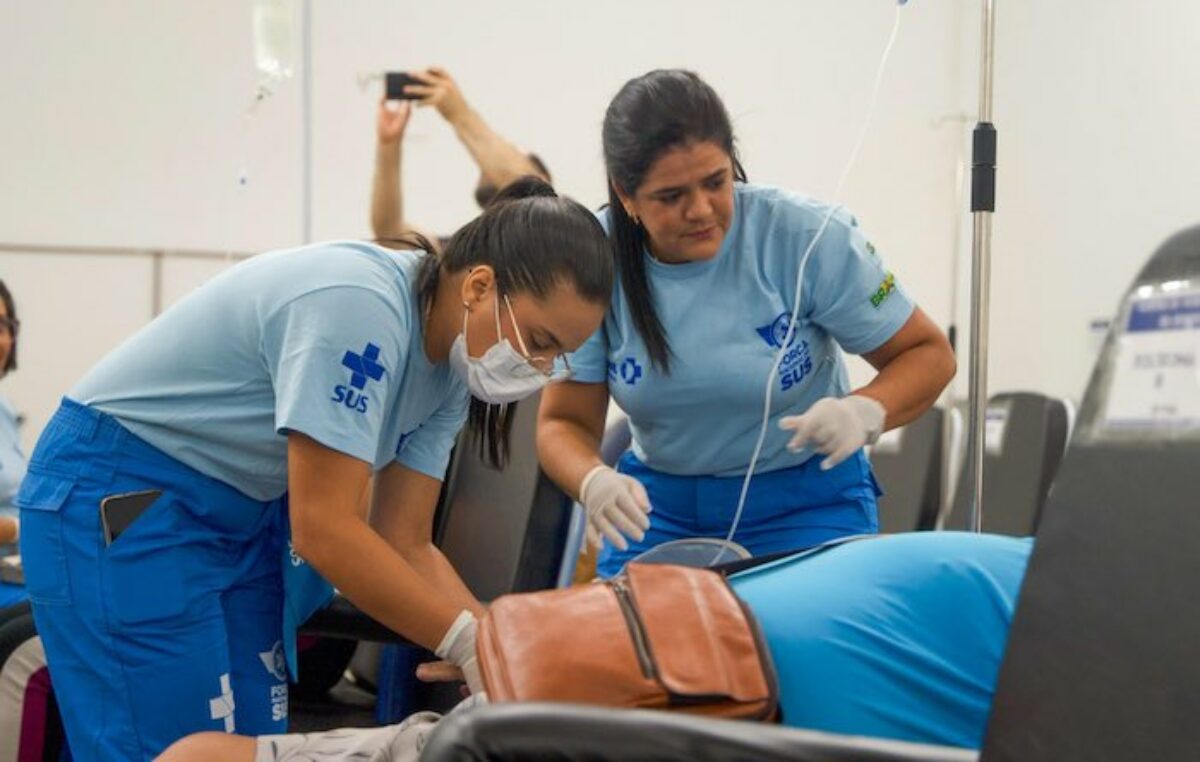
[
  {"left": 100, "top": 489, "right": 163, "bottom": 546},
  {"left": 385, "top": 71, "right": 423, "bottom": 100}
]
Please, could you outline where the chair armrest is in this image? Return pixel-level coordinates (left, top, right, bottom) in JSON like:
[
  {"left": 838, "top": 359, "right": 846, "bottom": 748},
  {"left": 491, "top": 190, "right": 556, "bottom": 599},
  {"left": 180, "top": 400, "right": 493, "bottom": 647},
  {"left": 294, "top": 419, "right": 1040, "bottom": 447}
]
[{"left": 419, "top": 702, "right": 979, "bottom": 762}]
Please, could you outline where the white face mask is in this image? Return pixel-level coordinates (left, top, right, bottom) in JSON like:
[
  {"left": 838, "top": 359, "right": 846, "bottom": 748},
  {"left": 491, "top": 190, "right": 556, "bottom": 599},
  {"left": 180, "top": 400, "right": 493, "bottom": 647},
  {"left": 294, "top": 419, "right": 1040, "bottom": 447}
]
[{"left": 448, "top": 293, "right": 549, "bottom": 405}]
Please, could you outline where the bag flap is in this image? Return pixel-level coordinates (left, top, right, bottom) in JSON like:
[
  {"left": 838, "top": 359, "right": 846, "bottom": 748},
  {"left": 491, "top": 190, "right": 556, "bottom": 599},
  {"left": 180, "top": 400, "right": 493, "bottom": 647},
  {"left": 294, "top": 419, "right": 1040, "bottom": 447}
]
[
  {"left": 478, "top": 583, "right": 663, "bottom": 706},
  {"left": 626, "top": 563, "right": 772, "bottom": 704}
]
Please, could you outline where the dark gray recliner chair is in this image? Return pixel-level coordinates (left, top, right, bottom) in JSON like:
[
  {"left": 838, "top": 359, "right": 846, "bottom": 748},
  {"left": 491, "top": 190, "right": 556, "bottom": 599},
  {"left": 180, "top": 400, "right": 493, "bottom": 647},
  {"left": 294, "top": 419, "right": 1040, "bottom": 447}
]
[
  {"left": 418, "top": 224, "right": 1200, "bottom": 762},
  {"left": 943, "top": 391, "right": 1069, "bottom": 535},
  {"left": 870, "top": 406, "right": 944, "bottom": 532}
]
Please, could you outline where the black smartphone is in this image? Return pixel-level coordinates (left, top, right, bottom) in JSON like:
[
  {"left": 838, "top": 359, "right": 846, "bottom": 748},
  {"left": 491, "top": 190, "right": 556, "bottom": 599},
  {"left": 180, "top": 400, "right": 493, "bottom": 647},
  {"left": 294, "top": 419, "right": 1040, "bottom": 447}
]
[
  {"left": 385, "top": 71, "right": 423, "bottom": 101},
  {"left": 100, "top": 489, "right": 162, "bottom": 546}
]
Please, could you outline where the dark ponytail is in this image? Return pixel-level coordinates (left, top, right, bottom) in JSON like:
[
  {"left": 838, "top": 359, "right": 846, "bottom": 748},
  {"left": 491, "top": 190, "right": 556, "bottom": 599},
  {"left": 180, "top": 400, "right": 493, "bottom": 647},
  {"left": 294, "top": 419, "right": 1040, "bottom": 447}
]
[
  {"left": 602, "top": 69, "right": 747, "bottom": 373},
  {"left": 415, "top": 176, "right": 613, "bottom": 468}
]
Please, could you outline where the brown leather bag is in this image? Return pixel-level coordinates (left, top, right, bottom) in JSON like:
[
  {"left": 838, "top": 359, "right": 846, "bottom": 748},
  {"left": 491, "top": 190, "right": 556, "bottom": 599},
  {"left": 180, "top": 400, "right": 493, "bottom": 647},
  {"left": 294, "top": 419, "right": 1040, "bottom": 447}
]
[{"left": 476, "top": 562, "right": 778, "bottom": 721}]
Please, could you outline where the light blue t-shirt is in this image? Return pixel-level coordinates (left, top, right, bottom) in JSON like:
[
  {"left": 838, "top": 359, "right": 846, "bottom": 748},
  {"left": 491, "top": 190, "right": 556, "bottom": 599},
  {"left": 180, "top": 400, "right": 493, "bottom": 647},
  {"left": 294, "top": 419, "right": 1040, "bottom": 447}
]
[
  {"left": 72, "top": 242, "right": 468, "bottom": 501},
  {"left": 571, "top": 183, "right": 914, "bottom": 477},
  {"left": 0, "top": 395, "right": 26, "bottom": 519},
  {"left": 730, "top": 532, "right": 1032, "bottom": 749}
]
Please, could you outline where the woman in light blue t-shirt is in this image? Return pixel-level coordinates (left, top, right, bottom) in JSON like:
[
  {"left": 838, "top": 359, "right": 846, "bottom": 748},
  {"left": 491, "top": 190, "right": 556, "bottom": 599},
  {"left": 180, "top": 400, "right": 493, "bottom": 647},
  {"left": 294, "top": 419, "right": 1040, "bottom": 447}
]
[
  {"left": 538, "top": 70, "right": 956, "bottom": 577},
  {"left": 0, "top": 279, "right": 28, "bottom": 608},
  {"left": 18, "top": 180, "right": 616, "bottom": 760}
]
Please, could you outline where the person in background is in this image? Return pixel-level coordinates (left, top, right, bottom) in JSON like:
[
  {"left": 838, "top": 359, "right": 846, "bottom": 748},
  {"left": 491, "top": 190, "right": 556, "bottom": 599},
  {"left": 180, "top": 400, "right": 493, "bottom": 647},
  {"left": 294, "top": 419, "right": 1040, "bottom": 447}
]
[
  {"left": 372, "top": 67, "right": 551, "bottom": 245},
  {"left": 0, "top": 280, "right": 28, "bottom": 607}
]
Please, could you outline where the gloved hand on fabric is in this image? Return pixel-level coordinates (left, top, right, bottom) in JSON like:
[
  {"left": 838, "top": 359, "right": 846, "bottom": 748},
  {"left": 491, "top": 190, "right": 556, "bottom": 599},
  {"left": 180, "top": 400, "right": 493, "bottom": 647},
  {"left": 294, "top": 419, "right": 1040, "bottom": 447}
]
[
  {"left": 779, "top": 395, "right": 887, "bottom": 470},
  {"left": 579, "top": 465, "right": 652, "bottom": 551},
  {"left": 435, "top": 610, "right": 485, "bottom": 695}
]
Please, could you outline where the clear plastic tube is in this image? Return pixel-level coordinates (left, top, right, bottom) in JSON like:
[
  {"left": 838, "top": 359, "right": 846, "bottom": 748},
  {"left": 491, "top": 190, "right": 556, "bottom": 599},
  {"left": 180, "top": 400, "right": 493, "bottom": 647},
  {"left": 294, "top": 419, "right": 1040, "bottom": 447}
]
[{"left": 714, "top": 4, "right": 906, "bottom": 564}]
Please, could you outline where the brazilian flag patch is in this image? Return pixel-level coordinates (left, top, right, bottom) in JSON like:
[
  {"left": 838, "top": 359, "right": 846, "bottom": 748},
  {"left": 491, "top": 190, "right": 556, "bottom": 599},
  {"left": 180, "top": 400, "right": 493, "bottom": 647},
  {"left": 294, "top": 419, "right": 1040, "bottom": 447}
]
[{"left": 870, "top": 272, "right": 896, "bottom": 308}]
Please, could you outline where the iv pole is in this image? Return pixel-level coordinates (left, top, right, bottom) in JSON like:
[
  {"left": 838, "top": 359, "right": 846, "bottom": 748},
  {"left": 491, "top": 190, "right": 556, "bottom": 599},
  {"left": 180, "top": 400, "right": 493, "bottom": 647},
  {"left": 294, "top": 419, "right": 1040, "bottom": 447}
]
[{"left": 965, "top": 0, "right": 998, "bottom": 532}]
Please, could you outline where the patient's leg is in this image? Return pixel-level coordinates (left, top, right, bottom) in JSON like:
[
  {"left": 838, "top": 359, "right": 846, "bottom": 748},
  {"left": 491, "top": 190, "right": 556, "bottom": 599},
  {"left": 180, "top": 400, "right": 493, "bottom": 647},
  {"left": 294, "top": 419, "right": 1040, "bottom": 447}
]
[
  {"left": 156, "top": 732, "right": 256, "bottom": 761},
  {"left": 252, "top": 715, "right": 442, "bottom": 761},
  {"left": 159, "top": 693, "right": 483, "bottom": 761}
]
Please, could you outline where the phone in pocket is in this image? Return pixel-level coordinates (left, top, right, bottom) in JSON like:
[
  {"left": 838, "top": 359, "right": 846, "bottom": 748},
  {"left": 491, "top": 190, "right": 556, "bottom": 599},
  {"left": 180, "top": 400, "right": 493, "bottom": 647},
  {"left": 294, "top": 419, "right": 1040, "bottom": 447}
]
[{"left": 100, "top": 489, "right": 163, "bottom": 546}]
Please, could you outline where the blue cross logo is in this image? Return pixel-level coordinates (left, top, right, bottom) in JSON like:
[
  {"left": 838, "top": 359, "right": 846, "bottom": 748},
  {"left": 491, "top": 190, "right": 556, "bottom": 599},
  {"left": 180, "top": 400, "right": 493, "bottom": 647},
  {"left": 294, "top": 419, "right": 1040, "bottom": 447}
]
[
  {"left": 756, "top": 313, "right": 799, "bottom": 350},
  {"left": 608, "top": 357, "right": 643, "bottom": 386},
  {"left": 342, "top": 343, "right": 385, "bottom": 390}
]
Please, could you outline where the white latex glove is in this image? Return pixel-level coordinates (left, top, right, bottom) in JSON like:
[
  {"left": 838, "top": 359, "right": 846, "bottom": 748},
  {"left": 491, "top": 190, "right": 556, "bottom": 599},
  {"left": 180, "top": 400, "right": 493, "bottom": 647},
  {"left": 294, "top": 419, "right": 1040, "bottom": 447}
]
[
  {"left": 579, "top": 465, "right": 652, "bottom": 551},
  {"left": 435, "top": 610, "right": 485, "bottom": 695},
  {"left": 778, "top": 395, "right": 887, "bottom": 471}
]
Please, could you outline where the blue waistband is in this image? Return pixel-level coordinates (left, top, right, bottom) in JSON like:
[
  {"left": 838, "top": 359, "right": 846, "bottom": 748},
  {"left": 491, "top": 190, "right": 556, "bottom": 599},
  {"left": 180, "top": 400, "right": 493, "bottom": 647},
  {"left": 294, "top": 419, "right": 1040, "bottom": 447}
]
[
  {"left": 44, "top": 397, "right": 124, "bottom": 445},
  {"left": 615, "top": 448, "right": 879, "bottom": 518},
  {"left": 34, "top": 398, "right": 263, "bottom": 507},
  {"left": 617, "top": 447, "right": 874, "bottom": 488}
]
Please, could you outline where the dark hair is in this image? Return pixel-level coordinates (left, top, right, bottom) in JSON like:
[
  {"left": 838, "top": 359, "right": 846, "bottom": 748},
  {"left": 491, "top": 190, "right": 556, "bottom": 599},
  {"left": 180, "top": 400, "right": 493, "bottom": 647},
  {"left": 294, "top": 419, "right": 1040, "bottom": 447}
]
[
  {"left": 473, "top": 154, "right": 553, "bottom": 209},
  {"left": 0, "top": 279, "right": 15, "bottom": 374},
  {"left": 602, "top": 69, "right": 747, "bottom": 372},
  {"left": 417, "top": 176, "right": 613, "bottom": 467},
  {"left": 527, "top": 154, "right": 551, "bottom": 183}
]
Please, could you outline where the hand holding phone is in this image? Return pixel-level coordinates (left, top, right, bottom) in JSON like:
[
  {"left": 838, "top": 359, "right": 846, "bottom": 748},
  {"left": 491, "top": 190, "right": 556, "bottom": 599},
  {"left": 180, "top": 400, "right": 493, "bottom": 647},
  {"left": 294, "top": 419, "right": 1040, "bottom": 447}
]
[{"left": 386, "top": 71, "right": 423, "bottom": 101}]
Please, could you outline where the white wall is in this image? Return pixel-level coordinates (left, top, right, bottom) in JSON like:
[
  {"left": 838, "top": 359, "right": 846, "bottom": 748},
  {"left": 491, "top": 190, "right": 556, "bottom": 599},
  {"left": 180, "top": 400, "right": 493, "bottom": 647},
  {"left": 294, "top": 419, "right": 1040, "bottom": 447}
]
[
  {"left": 0, "top": 0, "right": 303, "bottom": 251},
  {"left": 970, "top": 0, "right": 1200, "bottom": 401},
  {"left": 2, "top": 0, "right": 1197, "bottom": 450},
  {"left": 0, "top": 0, "right": 304, "bottom": 450}
]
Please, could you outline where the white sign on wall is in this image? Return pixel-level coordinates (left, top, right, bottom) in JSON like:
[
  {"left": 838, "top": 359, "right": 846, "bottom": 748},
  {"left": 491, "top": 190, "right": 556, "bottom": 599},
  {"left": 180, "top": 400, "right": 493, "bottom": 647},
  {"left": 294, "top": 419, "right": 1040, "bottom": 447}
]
[{"left": 1104, "top": 290, "right": 1200, "bottom": 431}]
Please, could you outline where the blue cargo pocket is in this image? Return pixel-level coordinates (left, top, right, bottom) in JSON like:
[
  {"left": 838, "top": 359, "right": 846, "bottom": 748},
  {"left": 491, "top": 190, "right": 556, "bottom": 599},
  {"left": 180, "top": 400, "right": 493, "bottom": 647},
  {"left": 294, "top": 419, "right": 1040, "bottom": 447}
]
[
  {"left": 16, "top": 470, "right": 74, "bottom": 606},
  {"left": 103, "top": 491, "right": 192, "bottom": 626}
]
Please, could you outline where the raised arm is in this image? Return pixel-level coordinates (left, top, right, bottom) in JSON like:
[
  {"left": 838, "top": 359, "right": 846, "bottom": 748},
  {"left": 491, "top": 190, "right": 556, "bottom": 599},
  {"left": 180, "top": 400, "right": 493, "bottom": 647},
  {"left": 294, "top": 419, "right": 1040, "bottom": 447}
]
[
  {"left": 370, "top": 97, "right": 412, "bottom": 241},
  {"left": 408, "top": 67, "right": 549, "bottom": 190}
]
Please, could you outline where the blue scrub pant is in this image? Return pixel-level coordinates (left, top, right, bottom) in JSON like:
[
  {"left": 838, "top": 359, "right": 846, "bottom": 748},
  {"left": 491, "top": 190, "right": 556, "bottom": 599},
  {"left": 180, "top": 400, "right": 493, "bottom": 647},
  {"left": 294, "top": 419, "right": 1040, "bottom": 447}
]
[
  {"left": 596, "top": 450, "right": 882, "bottom": 578},
  {"left": 0, "top": 582, "right": 24, "bottom": 608},
  {"left": 17, "top": 400, "right": 289, "bottom": 761}
]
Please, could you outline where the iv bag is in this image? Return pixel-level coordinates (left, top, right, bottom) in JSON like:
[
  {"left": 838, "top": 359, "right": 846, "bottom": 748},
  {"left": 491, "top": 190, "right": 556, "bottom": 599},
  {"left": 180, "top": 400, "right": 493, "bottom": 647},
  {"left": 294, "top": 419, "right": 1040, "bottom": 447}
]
[{"left": 252, "top": 0, "right": 295, "bottom": 99}]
